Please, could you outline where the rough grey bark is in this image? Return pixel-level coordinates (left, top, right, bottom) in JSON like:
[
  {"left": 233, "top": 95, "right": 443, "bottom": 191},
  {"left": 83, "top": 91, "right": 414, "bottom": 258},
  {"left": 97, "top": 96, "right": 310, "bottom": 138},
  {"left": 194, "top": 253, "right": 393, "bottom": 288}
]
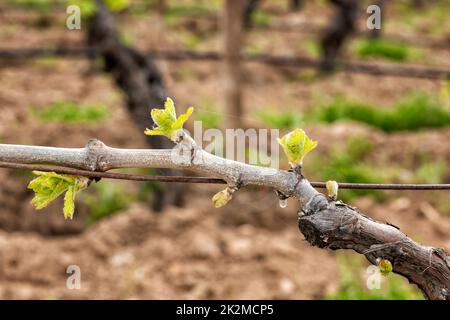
[
  {"left": 299, "top": 194, "right": 450, "bottom": 300},
  {"left": 320, "top": 0, "right": 359, "bottom": 72},
  {"left": 87, "top": 0, "right": 184, "bottom": 210}
]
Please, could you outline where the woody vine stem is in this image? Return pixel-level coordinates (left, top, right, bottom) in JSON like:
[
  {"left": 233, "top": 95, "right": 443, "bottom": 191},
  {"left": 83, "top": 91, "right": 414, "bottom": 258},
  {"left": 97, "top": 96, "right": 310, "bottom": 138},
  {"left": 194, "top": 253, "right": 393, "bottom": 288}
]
[{"left": 0, "top": 98, "right": 449, "bottom": 299}]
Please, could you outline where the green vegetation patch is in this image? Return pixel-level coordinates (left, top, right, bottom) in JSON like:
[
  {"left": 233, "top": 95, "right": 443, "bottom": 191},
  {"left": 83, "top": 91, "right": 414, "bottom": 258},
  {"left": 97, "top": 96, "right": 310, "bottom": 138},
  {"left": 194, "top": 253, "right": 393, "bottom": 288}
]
[
  {"left": 307, "top": 136, "right": 384, "bottom": 202},
  {"left": 325, "top": 253, "right": 424, "bottom": 300},
  {"left": 6, "top": 0, "right": 53, "bottom": 11},
  {"left": 82, "top": 181, "right": 135, "bottom": 224},
  {"left": 252, "top": 11, "right": 273, "bottom": 27},
  {"left": 355, "top": 39, "right": 412, "bottom": 61},
  {"left": 34, "top": 101, "right": 109, "bottom": 123},
  {"left": 196, "top": 97, "right": 222, "bottom": 129},
  {"left": 257, "top": 109, "right": 303, "bottom": 130},
  {"left": 308, "top": 92, "right": 450, "bottom": 132}
]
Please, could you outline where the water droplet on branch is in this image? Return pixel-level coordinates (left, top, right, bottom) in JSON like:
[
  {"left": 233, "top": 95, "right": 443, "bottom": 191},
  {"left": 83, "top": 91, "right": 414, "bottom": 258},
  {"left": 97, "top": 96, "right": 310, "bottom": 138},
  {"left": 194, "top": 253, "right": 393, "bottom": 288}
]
[{"left": 279, "top": 198, "right": 287, "bottom": 208}]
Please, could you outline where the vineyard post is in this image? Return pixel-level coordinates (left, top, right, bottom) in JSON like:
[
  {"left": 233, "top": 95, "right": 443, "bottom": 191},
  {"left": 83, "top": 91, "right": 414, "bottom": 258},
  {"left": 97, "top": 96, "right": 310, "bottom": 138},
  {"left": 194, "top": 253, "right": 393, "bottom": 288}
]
[
  {"left": 223, "top": 0, "right": 244, "bottom": 129},
  {"left": 156, "top": 0, "right": 166, "bottom": 16}
]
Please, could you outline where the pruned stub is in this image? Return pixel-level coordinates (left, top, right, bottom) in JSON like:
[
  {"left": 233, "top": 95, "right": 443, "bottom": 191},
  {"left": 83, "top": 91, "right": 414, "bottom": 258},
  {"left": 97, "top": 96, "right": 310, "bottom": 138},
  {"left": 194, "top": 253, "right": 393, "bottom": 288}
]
[
  {"left": 298, "top": 195, "right": 358, "bottom": 249},
  {"left": 298, "top": 193, "right": 450, "bottom": 300}
]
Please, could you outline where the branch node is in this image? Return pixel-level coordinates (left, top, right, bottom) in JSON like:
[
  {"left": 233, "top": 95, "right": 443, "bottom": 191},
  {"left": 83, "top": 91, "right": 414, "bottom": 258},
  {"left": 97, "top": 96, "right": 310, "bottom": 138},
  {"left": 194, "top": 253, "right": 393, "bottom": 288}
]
[{"left": 84, "top": 139, "right": 107, "bottom": 171}]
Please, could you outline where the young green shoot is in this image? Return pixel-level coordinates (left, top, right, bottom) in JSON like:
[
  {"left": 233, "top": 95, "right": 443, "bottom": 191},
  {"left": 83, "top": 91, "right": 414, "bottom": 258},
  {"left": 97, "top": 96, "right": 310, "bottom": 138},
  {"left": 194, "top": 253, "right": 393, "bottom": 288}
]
[
  {"left": 28, "top": 171, "right": 89, "bottom": 219},
  {"left": 144, "top": 97, "right": 194, "bottom": 142},
  {"left": 277, "top": 128, "right": 318, "bottom": 174}
]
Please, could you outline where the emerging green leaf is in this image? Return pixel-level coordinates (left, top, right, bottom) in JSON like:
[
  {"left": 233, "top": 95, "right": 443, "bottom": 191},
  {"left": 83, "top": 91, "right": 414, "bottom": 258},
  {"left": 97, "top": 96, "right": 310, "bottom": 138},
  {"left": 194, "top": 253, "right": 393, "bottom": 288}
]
[
  {"left": 144, "top": 97, "right": 194, "bottom": 141},
  {"left": 212, "top": 188, "right": 233, "bottom": 208},
  {"left": 326, "top": 180, "right": 339, "bottom": 199},
  {"left": 28, "top": 171, "right": 89, "bottom": 220},
  {"left": 277, "top": 128, "right": 318, "bottom": 167},
  {"left": 378, "top": 259, "right": 393, "bottom": 276},
  {"left": 64, "top": 185, "right": 76, "bottom": 219}
]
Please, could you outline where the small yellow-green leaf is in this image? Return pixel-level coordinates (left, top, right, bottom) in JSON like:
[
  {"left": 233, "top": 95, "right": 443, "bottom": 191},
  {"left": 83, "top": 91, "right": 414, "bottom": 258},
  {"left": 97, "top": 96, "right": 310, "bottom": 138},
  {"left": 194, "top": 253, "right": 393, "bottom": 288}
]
[
  {"left": 144, "top": 127, "right": 171, "bottom": 137},
  {"left": 151, "top": 108, "right": 174, "bottom": 129},
  {"left": 277, "top": 128, "right": 317, "bottom": 166},
  {"left": 28, "top": 172, "right": 72, "bottom": 209},
  {"left": 172, "top": 106, "right": 194, "bottom": 131},
  {"left": 64, "top": 186, "right": 76, "bottom": 220},
  {"left": 28, "top": 171, "right": 89, "bottom": 219},
  {"left": 145, "top": 97, "right": 194, "bottom": 141},
  {"left": 212, "top": 188, "right": 233, "bottom": 208},
  {"left": 164, "top": 97, "right": 177, "bottom": 118}
]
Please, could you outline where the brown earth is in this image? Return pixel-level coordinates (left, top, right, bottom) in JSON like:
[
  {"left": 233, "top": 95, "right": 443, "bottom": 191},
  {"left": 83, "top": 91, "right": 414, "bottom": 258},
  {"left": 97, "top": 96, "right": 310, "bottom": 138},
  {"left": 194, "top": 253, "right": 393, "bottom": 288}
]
[{"left": 0, "top": 1, "right": 449, "bottom": 299}]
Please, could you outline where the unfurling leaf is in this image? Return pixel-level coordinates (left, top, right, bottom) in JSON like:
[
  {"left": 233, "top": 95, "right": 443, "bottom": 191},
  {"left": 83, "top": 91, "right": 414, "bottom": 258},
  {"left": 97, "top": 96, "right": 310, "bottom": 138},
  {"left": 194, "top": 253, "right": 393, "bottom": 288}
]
[
  {"left": 144, "top": 97, "right": 194, "bottom": 141},
  {"left": 64, "top": 185, "right": 76, "bottom": 219},
  {"left": 28, "top": 171, "right": 89, "bottom": 220},
  {"left": 212, "top": 188, "right": 233, "bottom": 208},
  {"left": 378, "top": 259, "right": 393, "bottom": 276},
  {"left": 326, "top": 180, "right": 339, "bottom": 199},
  {"left": 277, "top": 128, "right": 317, "bottom": 167}
]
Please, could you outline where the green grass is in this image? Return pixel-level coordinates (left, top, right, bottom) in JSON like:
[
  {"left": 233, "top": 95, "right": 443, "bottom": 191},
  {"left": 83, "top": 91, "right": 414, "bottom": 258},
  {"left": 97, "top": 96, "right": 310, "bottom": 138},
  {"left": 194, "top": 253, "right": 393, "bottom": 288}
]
[
  {"left": 6, "top": 0, "right": 53, "bottom": 11},
  {"left": 413, "top": 160, "right": 447, "bottom": 184},
  {"left": 308, "top": 92, "right": 450, "bottom": 132},
  {"left": 196, "top": 97, "right": 222, "bottom": 129},
  {"left": 307, "top": 136, "right": 384, "bottom": 203},
  {"left": 34, "top": 102, "right": 109, "bottom": 123},
  {"left": 355, "top": 39, "right": 412, "bottom": 61},
  {"left": 306, "top": 135, "right": 449, "bottom": 202},
  {"left": 245, "top": 43, "right": 265, "bottom": 56},
  {"left": 395, "top": 1, "right": 450, "bottom": 37},
  {"left": 173, "top": 66, "right": 195, "bottom": 82},
  {"left": 303, "top": 39, "right": 321, "bottom": 58},
  {"left": 182, "top": 33, "right": 203, "bottom": 50},
  {"left": 252, "top": 11, "right": 273, "bottom": 27},
  {"left": 257, "top": 109, "right": 303, "bottom": 130},
  {"left": 82, "top": 181, "right": 135, "bottom": 224},
  {"left": 325, "top": 253, "right": 424, "bottom": 300},
  {"left": 32, "top": 56, "right": 59, "bottom": 69},
  {"left": 120, "top": 31, "right": 136, "bottom": 46}
]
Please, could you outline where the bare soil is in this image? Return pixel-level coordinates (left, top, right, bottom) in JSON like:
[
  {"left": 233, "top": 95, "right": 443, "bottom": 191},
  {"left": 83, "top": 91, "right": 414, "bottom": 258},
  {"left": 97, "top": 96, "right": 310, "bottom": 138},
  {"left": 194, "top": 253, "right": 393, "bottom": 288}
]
[{"left": 0, "top": 2, "right": 449, "bottom": 299}]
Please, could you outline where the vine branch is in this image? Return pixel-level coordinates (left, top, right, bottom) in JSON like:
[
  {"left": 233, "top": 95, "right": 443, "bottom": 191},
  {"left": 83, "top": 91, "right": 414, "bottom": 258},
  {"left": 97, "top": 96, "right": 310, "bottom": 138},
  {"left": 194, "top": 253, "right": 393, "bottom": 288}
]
[{"left": 0, "top": 138, "right": 449, "bottom": 299}]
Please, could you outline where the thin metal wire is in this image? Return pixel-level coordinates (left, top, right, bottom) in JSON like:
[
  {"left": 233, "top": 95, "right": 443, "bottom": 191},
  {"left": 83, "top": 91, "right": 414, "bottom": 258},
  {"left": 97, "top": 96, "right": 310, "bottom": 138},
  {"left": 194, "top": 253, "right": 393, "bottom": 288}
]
[
  {"left": 1, "top": 162, "right": 449, "bottom": 190},
  {"left": 1, "top": 48, "right": 449, "bottom": 80}
]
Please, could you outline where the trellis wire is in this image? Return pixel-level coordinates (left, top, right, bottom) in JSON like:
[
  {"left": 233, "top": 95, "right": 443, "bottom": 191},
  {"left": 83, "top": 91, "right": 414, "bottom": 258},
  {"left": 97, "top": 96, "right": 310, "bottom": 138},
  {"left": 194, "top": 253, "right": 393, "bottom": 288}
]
[
  {"left": 1, "top": 48, "right": 449, "bottom": 80},
  {"left": 1, "top": 162, "right": 449, "bottom": 190}
]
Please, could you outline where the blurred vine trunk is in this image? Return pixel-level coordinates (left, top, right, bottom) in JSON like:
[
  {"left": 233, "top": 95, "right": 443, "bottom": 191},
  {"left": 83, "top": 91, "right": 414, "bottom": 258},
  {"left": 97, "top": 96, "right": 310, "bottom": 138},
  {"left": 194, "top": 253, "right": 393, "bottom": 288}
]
[
  {"left": 86, "top": 0, "right": 184, "bottom": 211},
  {"left": 290, "top": 0, "right": 302, "bottom": 11},
  {"left": 243, "top": 0, "right": 261, "bottom": 29},
  {"left": 320, "top": 0, "right": 359, "bottom": 72}
]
